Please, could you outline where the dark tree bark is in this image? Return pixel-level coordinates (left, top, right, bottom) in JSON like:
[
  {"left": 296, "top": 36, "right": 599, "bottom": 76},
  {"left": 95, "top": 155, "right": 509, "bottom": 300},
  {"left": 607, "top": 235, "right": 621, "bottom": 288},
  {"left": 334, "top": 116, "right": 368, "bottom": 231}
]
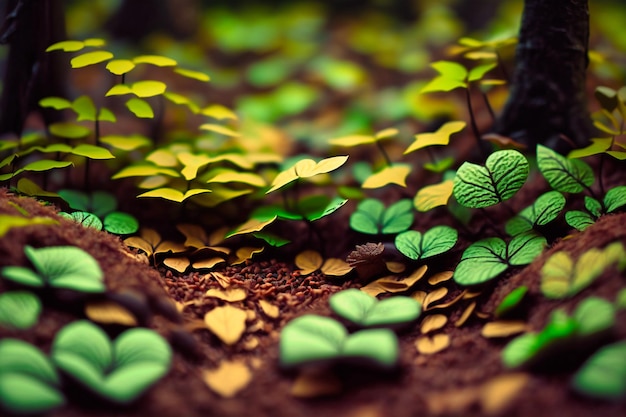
[
  {"left": 494, "top": 0, "right": 594, "bottom": 152},
  {"left": 0, "top": 0, "right": 66, "bottom": 137}
]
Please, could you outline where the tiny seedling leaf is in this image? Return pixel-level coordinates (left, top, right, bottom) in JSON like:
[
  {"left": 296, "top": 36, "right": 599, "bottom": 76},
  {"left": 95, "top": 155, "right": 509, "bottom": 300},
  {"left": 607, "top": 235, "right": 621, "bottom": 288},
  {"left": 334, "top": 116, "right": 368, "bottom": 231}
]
[
  {"left": 505, "top": 191, "right": 565, "bottom": 235},
  {"left": 350, "top": 199, "right": 413, "bottom": 235},
  {"left": 572, "top": 341, "right": 626, "bottom": 400},
  {"left": 454, "top": 150, "right": 529, "bottom": 208},
  {"left": 0, "top": 291, "right": 41, "bottom": 330},
  {"left": 329, "top": 289, "right": 421, "bottom": 328},
  {"left": 395, "top": 226, "right": 458, "bottom": 261},
  {"left": 537, "top": 145, "right": 594, "bottom": 193}
]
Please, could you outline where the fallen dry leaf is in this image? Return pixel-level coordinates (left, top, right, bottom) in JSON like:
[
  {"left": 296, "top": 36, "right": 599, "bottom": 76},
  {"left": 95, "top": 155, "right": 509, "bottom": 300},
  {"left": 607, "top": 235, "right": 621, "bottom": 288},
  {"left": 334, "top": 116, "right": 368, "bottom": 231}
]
[
  {"left": 295, "top": 250, "right": 323, "bottom": 275},
  {"left": 481, "top": 321, "right": 528, "bottom": 338},
  {"left": 259, "top": 299, "right": 280, "bottom": 318},
  {"left": 202, "top": 360, "right": 252, "bottom": 398},
  {"left": 210, "top": 271, "right": 231, "bottom": 288},
  {"left": 385, "top": 261, "right": 406, "bottom": 273},
  {"left": 192, "top": 257, "right": 225, "bottom": 270},
  {"left": 423, "top": 287, "right": 449, "bottom": 310},
  {"left": 204, "top": 305, "right": 247, "bottom": 345},
  {"left": 361, "top": 265, "right": 428, "bottom": 297},
  {"left": 85, "top": 300, "right": 137, "bottom": 326},
  {"left": 320, "top": 258, "right": 354, "bottom": 276},
  {"left": 411, "top": 290, "right": 427, "bottom": 304},
  {"left": 420, "top": 314, "right": 448, "bottom": 334},
  {"left": 205, "top": 287, "right": 247, "bottom": 302},
  {"left": 425, "top": 388, "right": 476, "bottom": 415},
  {"left": 480, "top": 373, "right": 530, "bottom": 414},
  {"left": 290, "top": 369, "right": 343, "bottom": 398},
  {"left": 455, "top": 301, "right": 476, "bottom": 327},
  {"left": 416, "top": 333, "right": 450, "bottom": 355},
  {"left": 427, "top": 271, "right": 454, "bottom": 285},
  {"left": 243, "top": 336, "right": 259, "bottom": 350},
  {"left": 231, "top": 246, "right": 264, "bottom": 265},
  {"left": 426, "top": 290, "right": 466, "bottom": 311},
  {"left": 163, "top": 256, "right": 190, "bottom": 273}
]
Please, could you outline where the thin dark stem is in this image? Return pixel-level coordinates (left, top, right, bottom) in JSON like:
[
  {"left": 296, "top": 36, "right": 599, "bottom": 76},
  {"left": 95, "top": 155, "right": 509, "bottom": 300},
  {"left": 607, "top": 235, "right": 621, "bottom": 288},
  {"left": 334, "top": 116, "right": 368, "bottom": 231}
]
[
  {"left": 479, "top": 208, "right": 506, "bottom": 238},
  {"left": 481, "top": 91, "right": 496, "bottom": 121},
  {"left": 465, "top": 87, "right": 484, "bottom": 155},
  {"left": 426, "top": 147, "right": 438, "bottom": 164},
  {"left": 496, "top": 51, "right": 510, "bottom": 83},
  {"left": 376, "top": 141, "right": 393, "bottom": 167}
]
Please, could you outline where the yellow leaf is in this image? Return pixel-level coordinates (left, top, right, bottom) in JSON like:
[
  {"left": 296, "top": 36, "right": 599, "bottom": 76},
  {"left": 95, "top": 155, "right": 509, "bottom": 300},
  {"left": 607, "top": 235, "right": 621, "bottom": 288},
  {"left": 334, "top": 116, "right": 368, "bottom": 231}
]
[
  {"left": 137, "top": 188, "right": 211, "bottom": 202},
  {"left": 426, "top": 290, "right": 467, "bottom": 311},
  {"left": 405, "top": 121, "right": 466, "bottom": 154},
  {"left": 210, "top": 272, "right": 231, "bottom": 288},
  {"left": 423, "top": 287, "right": 449, "bottom": 310},
  {"left": 112, "top": 165, "right": 179, "bottom": 179},
  {"left": 455, "top": 301, "right": 476, "bottom": 327},
  {"left": 175, "top": 68, "right": 210, "bottom": 82},
  {"left": 420, "top": 314, "right": 448, "bottom": 334},
  {"left": 411, "top": 290, "right": 427, "bottom": 305},
  {"left": 131, "top": 80, "right": 167, "bottom": 98},
  {"left": 201, "top": 104, "right": 237, "bottom": 121},
  {"left": 231, "top": 247, "right": 264, "bottom": 265},
  {"left": 295, "top": 250, "right": 323, "bottom": 275},
  {"left": 207, "top": 171, "right": 266, "bottom": 187},
  {"left": 481, "top": 321, "right": 528, "bottom": 338},
  {"left": 480, "top": 373, "right": 529, "bottom": 415},
  {"left": 71, "top": 50, "right": 114, "bottom": 68},
  {"left": 416, "top": 333, "right": 450, "bottom": 355},
  {"left": 204, "top": 305, "right": 247, "bottom": 345},
  {"left": 362, "top": 164, "right": 411, "bottom": 188},
  {"left": 328, "top": 135, "right": 375, "bottom": 147},
  {"left": 228, "top": 217, "right": 277, "bottom": 237},
  {"left": 100, "top": 134, "right": 150, "bottom": 151},
  {"left": 360, "top": 265, "right": 428, "bottom": 297},
  {"left": 259, "top": 300, "right": 280, "bottom": 319},
  {"left": 427, "top": 271, "right": 454, "bottom": 285},
  {"left": 290, "top": 369, "right": 343, "bottom": 398},
  {"left": 155, "top": 240, "right": 187, "bottom": 256},
  {"left": 46, "top": 40, "right": 85, "bottom": 52},
  {"left": 177, "top": 152, "right": 213, "bottom": 181},
  {"left": 266, "top": 168, "right": 300, "bottom": 193},
  {"left": 105, "top": 84, "right": 133, "bottom": 96},
  {"left": 202, "top": 360, "right": 252, "bottom": 398},
  {"left": 105, "top": 59, "right": 135, "bottom": 75},
  {"left": 414, "top": 180, "right": 454, "bottom": 211},
  {"left": 147, "top": 149, "right": 178, "bottom": 167},
  {"left": 163, "top": 257, "right": 190, "bottom": 273},
  {"left": 133, "top": 55, "right": 177, "bottom": 66},
  {"left": 85, "top": 300, "right": 137, "bottom": 326},
  {"left": 375, "top": 127, "right": 399, "bottom": 140},
  {"left": 192, "top": 257, "right": 225, "bottom": 270},
  {"left": 177, "top": 223, "right": 210, "bottom": 248},
  {"left": 205, "top": 288, "right": 247, "bottom": 302},
  {"left": 297, "top": 156, "right": 348, "bottom": 178},
  {"left": 385, "top": 262, "right": 406, "bottom": 273},
  {"left": 320, "top": 258, "right": 354, "bottom": 277},
  {"left": 199, "top": 123, "right": 240, "bottom": 137}
]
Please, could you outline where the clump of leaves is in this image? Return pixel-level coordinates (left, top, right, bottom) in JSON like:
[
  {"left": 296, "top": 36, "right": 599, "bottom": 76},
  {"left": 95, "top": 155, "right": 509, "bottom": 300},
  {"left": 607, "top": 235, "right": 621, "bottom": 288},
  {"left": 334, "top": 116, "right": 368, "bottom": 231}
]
[
  {"left": 565, "top": 187, "right": 626, "bottom": 231},
  {"left": 505, "top": 191, "right": 566, "bottom": 236},
  {"left": 454, "top": 232, "right": 546, "bottom": 286},
  {"left": 540, "top": 242, "right": 626, "bottom": 299},
  {"left": 0, "top": 291, "right": 42, "bottom": 330},
  {"left": 394, "top": 226, "right": 458, "bottom": 262},
  {"left": 0, "top": 339, "right": 65, "bottom": 414},
  {"left": 1, "top": 245, "right": 105, "bottom": 293},
  {"left": 502, "top": 297, "right": 616, "bottom": 369},
  {"left": 349, "top": 199, "right": 414, "bottom": 235},
  {"left": 571, "top": 340, "right": 626, "bottom": 400},
  {"left": 279, "top": 315, "right": 398, "bottom": 370},
  {"left": 51, "top": 320, "right": 172, "bottom": 404},
  {"left": 328, "top": 289, "right": 421, "bottom": 329}
]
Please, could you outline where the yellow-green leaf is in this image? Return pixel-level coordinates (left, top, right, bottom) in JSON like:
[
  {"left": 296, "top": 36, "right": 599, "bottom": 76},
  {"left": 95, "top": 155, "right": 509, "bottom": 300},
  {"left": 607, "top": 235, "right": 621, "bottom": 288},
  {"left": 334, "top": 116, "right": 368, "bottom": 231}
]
[
  {"left": 228, "top": 217, "right": 278, "bottom": 237},
  {"left": 105, "top": 59, "right": 135, "bottom": 75},
  {"left": 112, "top": 165, "right": 179, "bottom": 179},
  {"left": 100, "top": 134, "right": 151, "bottom": 151},
  {"left": 125, "top": 97, "right": 153, "bottom": 118},
  {"left": 105, "top": 84, "right": 133, "bottom": 96},
  {"left": 207, "top": 171, "right": 266, "bottom": 187},
  {"left": 49, "top": 122, "right": 90, "bottom": 139},
  {"left": 175, "top": 68, "right": 210, "bottom": 82},
  {"left": 201, "top": 104, "right": 237, "bottom": 121},
  {"left": 46, "top": 40, "right": 84, "bottom": 52},
  {"left": 178, "top": 152, "right": 213, "bottom": 181},
  {"left": 405, "top": 121, "right": 466, "bottom": 154},
  {"left": 72, "top": 144, "right": 115, "bottom": 159},
  {"left": 83, "top": 38, "right": 106, "bottom": 47},
  {"left": 199, "top": 123, "right": 240, "bottom": 137},
  {"left": 131, "top": 80, "right": 166, "bottom": 97},
  {"left": 267, "top": 156, "right": 348, "bottom": 193},
  {"left": 375, "top": 127, "right": 399, "bottom": 140},
  {"left": 203, "top": 305, "right": 247, "bottom": 345},
  {"left": 146, "top": 149, "right": 178, "bottom": 167},
  {"left": 328, "top": 135, "right": 375, "bottom": 147},
  {"left": 133, "top": 55, "right": 177, "bottom": 67},
  {"left": 362, "top": 164, "right": 411, "bottom": 188},
  {"left": 71, "top": 50, "right": 114, "bottom": 68},
  {"left": 414, "top": 180, "right": 454, "bottom": 211},
  {"left": 137, "top": 188, "right": 211, "bottom": 202},
  {"left": 0, "top": 215, "right": 57, "bottom": 238},
  {"left": 39, "top": 97, "right": 72, "bottom": 110}
]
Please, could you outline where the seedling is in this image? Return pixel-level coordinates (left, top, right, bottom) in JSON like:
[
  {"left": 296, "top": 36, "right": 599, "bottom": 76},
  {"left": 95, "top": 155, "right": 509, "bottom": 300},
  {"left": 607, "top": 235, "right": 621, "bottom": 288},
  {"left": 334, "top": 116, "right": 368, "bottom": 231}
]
[
  {"left": 279, "top": 315, "right": 399, "bottom": 370},
  {"left": 537, "top": 144, "right": 595, "bottom": 195},
  {"left": 51, "top": 320, "right": 172, "bottom": 404},
  {"left": 0, "top": 291, "right": 42, "bottom": 330},
  {"left": 494, "top": 286, "right": 528, "bottom": 318},
  {"left": 350, "top": 199, "right": 414, "bottom": 235},
  {"left": 505, "top": 191, "right": 566, "bottom": 236},
  {"left": 454, "top": 232, "right": 546, "bottom": 286},
  {"left": 394, "top": 225, "right": 458, "bottom": 262},
  {"left": 571, "top": 340, "right": 626, "bottom": 400},
  {"left": 540, "top": 242, "right": 626, "bottom": 299},
  {"left": 1, "top": 245, "right": 105, "bottom": 293},
  {"left": 0, "top": 339, "right": 65, "bottom": 414},
  {"left": 328, "top": 289, "right": 421, "bottom": 329},
  {"left": 502, "top": 297, "right": 616, "bottom": 369},
  {"left": 565, "top": 186, "right": 626, "bottom": 231}
]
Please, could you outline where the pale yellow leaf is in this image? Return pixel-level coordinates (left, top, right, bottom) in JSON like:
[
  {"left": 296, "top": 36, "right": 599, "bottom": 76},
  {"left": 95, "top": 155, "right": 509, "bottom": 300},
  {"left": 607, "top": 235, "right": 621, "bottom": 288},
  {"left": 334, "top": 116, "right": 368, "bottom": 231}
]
[
  {"left": 362, "top": 164, "right": 411, "bottom": 188},
  {"left": 205, "top": 288, "right": 247, "bottom": 302},
  {"left": 423, "top": 287, "right": 449, "bottom": 310},
  {"left": 416, "top": 334, "right": 450, "bottom": 355},
  {"left": 163, "top": 257, "right": 190, "bottom": 273},
  {"left": 428, "top": 271, "right": 454, "bottom": 285},
  {"left": 295, "top": 156, "right": 349, "bottom": 178},
  {"left": 207, "top": 171, "right": 266, "bottom": 187},
  {"left": 231, "top": 247, "right": 264, "bottom": 265},
  {"left": 295, "top": 250, "right": 324, "bottom": 275},
  {"left": 405, "top": 121, "right": 466, "bottom": 154},
  {"left": 202, "top": 360, "right": 252, "bottom": 398},
  {"left": 243, "top": 337, "right": 259, "bottom": 350},
  {"left": 146, "top": 149, "right": 178, "bottom": 167},
  {"left": 420, "top": 314, "right": 448, "bottom": 334},
  {"left": 328, "top": 135, "right": 375, "bottom": 147},
  {"left": 414, "top": 180, "right": 454, "bottom": 211},
  {"left": 192, "top": 257, "right": 225, "bottom": 270},
  {"left": 427, "top": 290, "right": 467, "bottom": 311},
  {"left": 174, "top": 68, "right": 210, "bottom": 82},
  {"left": 204, "top": 305, "right": 247, "bottom": 345},
  {"left": 177, "top": 152, "right": 213, "bottom": 181},
  {"left": 320, "top": 258, "right": 353, "bottom": 276},
  {"left": 201, "top": 104, "right": 238, "bottom": 121},
  {"left": 375, "top": 127, "right": 399, "bottom": 140},
  {"left": 199, "top": 123, "right": 240, "bottom": 137},
  {"left": 480, "top": 373, "right": 529, "bottom": 415},
  {"left": 210, "top": 272, "right": 231, "bottom": 288},
  {"left": 455, "top": 301, "right": 476, "bottom": 327},
  {"left": 259, "top": 300, "right": 280, "bottom": 319},
  {"left": 85, "top": 301, "right": 137, "bottom": 326},
  {"left": 137, "top": 188, "right": 211, "bottom": 202},
  {"left": 481, "top": 321, "right": 528, "bottom": 338}
]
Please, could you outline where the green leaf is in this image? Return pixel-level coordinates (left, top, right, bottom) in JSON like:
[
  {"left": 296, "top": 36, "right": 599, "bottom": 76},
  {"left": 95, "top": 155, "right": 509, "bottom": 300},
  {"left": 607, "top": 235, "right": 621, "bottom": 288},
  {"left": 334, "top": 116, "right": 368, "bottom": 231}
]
[
  {"left": 0, "top": 339, "right": 64, "bottom": 414},
  {"left": 16, "top": 178, "right": 59, "bottom": 198},
  {"left": 395, "top": 226, "right": 458, "bottom": 261},
  {"left": 565, "top": 210, "right": 595, "bottom": 231},
  {"left": 572, "top": 341, "right": 626, "bottom": 400},
  {"left": 501, "top": 333, "right": 540, "bottom": 369},
  {"left": 604, "top": 185, "right": 626, "bottom": 213},
  {"left": 98, "top": 107, "right": 116, "bottom": 122},
  {"left": 71, "top": 51, "right": 114, "bottom": 68},
  {"left": 404, "top": 121, "right": 466, "bottom": 154},
  {"left": 100, "top": 134, "right": 151, "bottom": 151},
  {"left": 350, "top": 199, "right": 413, "bottom": 235},
  {"left": 507, "top": 232, "right": 546, "bottom": 265},
  {"left": 103, "top": 212, "right": 139, "bottom": 235},
  {"left": 125, "top": 97, "right": 154, "bottom": 118},
  {"left": 302, "top": 196, "right": 348, "bottom": 222},
  {"left": 39, "top": 96, "right": 72, "bottom": 110},
  {"left": 72, "top": 96, "right": 97, "bottom": 121},
  {"left": 537, "top": 144, "right": 594, "bottom": 193},
  {"left": 573, "top": 297, "right": 615, "bottom": 337},
  {"left": 584, "top": 196, "right": 602, "bottom": 218},
  {"left": 49, "top": 122, "right": 91, "bottom": 139},
  {"left": 424, "top": 156, "right": 455, "bottom": 173},
  {"left": 495, "top": 286, "right": 528, "bottom": 318},
  {"left": 505, "top": 191, "right": 565, "bottom": 235},
  {"left": 59, "top": 211, "right": 103, "bottom": 230},
  {"left": 0, "top": 291, "right": 41, "bottom": 330},
  {"left": 51, "top": 320, "right": 172, "bottom": 404},
  {"left": 453, "top": 149, "right": 529, "bottom": 208},
  {"left": 72, "top": 144, "right": 115, "bottom": 159},
  {"left": 341, "top": 328, "right": 399, "bottom": 368},
  {"left": 468, "top": 62, "right": 497, "bottom": 82},
  {"left": 329, "top": 289, "right": 421, "bottom": 328},
  {"left": 431, "top": 60, "right": 467, "bottom": 80}
]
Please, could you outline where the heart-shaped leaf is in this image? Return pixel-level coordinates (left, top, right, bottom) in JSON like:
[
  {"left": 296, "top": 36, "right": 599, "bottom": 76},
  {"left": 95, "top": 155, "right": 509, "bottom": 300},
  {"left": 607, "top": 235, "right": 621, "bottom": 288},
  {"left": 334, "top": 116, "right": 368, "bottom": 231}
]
[
  {"left": 0, "top": 291, "right": 42, "bottom": 330},
  {"left": 350, "top": 199, "right": 414, "bottom": 235},
  {"left": 329, "top": 289, "right": 421, "bottom": 328},
  {"left": 267, "top": 156, "right": 348, "bottom": 193},
  {"left": 537, "top": 145, "right": 594, "bottom": 193},
  {"left": 51, "top": 320, "right": 171, "bottom": 404},
  {"left": 0, "top": 339, "right": 65, "bottom": 414},
  {"left": 395, "top": 226, "right": 458, "bottom": 261},
  {"left": 505, "top": 191, "right": 565, "bottom": 235},
  {"left": 572, "top": 341, "right": 626, "bottom": 400},
  {"left": 454, "top": 149, "right": 529, "bottom": 208},
  {"left": 279, "top": 315, "right": 398, "bottom": 369}
]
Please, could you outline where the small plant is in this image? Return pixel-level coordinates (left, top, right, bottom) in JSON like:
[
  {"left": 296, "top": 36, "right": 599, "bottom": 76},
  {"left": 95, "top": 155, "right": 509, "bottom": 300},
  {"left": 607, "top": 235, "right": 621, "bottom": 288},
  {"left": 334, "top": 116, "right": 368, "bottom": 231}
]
[
  {"left": 279, "top": 315, "right": 398, "bottom": 370},
  {"left": 0, "top": 291, "right": 42, "bottom": 330},
  {"left": 571, "top": 340, "right": 626, "bottom": 400},
  {"left": 51, "top": 320, "right": 172, "bottom": 404},
  {"left": 328, "top": 289, "right": 421, "bottom": 329},
  {"left": 494, "top": 286, "right": 528, "bottom": 318},
  {"left": 0, "top": 339, "right": 65, "bottom": 414},
  {"left": 1, "top": 245, "right": 105, "bottom": 293},
  {"left": 505, "top": 191, "right": 566, "bottom": 236},
  {"left": 350, "top": 199, "right": 414, "bottom": 235},
  {"left": 394, "top": 225, "right": 458, "bottom": 262}
]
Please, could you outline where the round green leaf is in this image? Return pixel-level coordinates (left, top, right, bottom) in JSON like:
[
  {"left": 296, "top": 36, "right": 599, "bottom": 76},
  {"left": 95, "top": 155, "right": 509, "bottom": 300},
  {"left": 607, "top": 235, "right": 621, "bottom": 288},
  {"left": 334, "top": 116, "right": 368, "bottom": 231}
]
[
  {"left": 454, "top": 237, "right": 508, "bottom": 285},
  {"left": 537, "top": 144, "right": 594, "bottom": 193},
  {"left": 58, "top": 189, "right": 89, "bottom": 211},
  {"left": 395, "top": 226, "right": 457, "bottom": 261},
  {"left": 0, "top": 291, "right": 42, "bottom": 330},
  {"left": 505, "top": 191, "right": 566, "bottom": 235},
  {"left": 341, "top": 328, "right": 399, "bottom": 368},
  {"left": 329, "top": 289, "right": 421, "bottom": 328},
  {"left": 454, "top": 149, "right": 529, "bottom": 208},
  {"left": 59, "top": 211, "right": 103, "bottom": 230},
  {"left": 0, "top": 266, "right": 45, "bottom": 287},
  {"left": 381, "top": 199, "right": 414, "bottom": 234},
  {"left": 350, "top": 199, "right": 385, "bottom": 234},
  {"left": 0, "top": 339, "right": 60, "bottom": 385},
  {"left": 71, "top": 51, "right": 114, "bottom": 68},
  {"left": 572, "top": 341, "right": 626, "bottom": 399},
  {"left": 49, "top": 122, "right": 91, "bottom": 139},
  {"left": 103, "top": 212, "right": 139, "bottom": 235},
  {"left": 573, "top": 297, "right": 615, "bottom": 337},
  {"left": 280, "top": 315, "right": 346, "bottom": 368}
]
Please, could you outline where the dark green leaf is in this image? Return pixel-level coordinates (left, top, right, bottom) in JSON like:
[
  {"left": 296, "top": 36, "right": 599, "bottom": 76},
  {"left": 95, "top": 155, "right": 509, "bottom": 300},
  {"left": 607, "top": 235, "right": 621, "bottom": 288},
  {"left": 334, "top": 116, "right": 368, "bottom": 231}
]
[
  {"left": 537, "top": 145, "right": 594, "bottom": 193},
  {"left": 572, "top": 341, "right": 626, "bottom": 400},
  {"left": 103, "top": 212, "right": 139, "bottom": 235},
  {"left": 395, "top": 226, "right": 457, "bottom": 261},
  {"left": 505, "top": 191, "right": 565, "bottom": 235}
]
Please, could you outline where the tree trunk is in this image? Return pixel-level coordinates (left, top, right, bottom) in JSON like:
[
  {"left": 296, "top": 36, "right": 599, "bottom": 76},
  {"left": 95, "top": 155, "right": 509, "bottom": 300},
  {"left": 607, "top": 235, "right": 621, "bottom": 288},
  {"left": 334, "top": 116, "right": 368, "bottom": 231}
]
[{"left": 494, "top": 0, "right": 593, "bottom": 152}]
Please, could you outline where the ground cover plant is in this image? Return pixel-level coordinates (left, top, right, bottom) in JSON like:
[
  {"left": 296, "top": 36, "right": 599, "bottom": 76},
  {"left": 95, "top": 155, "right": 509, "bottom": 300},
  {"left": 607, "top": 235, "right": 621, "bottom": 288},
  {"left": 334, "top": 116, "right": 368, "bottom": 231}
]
[{"left": 0, "top": 1, "right": 626, "bottom": 417}]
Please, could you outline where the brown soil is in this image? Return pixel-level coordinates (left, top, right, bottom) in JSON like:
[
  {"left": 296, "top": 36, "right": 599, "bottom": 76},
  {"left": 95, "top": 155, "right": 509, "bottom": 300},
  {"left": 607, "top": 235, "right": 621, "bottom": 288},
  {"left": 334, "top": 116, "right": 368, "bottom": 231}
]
[{"left": 1, "top": 184, "right": 626, "bottom": 417}]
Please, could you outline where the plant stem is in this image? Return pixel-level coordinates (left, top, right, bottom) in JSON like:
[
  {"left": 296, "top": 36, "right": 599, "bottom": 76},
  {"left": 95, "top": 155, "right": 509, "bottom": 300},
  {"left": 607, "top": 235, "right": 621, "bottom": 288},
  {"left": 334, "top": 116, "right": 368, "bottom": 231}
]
[
  {"left": 496, "top": 51, "right": 510, "bottom": 84},
  {"left": 481, "top": 91, "right": 496, "bottom": 122},
  {"left": 376, "top": 141, "right": 393, "bottom": 167},
  {"left": 465, "top": 87, "right": 484, "bottom": 156}
]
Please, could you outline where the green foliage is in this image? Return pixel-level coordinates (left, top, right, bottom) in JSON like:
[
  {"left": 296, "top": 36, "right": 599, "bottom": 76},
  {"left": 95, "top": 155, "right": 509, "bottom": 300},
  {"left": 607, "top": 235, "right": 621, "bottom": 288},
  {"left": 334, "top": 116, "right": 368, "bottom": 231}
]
[
  {"left": 540, "top": 242, "right": 626, "bottom": 299},
  {"left": 59, "top": 211, "right": 103, "bottom": 230},
  {"left": 349, "top": 199, "right": 414, "bottom": 235},
  {"left": 494, "top": 286, "right": 528, "bottom": 318},
  {"left": 0, "top": 291, "right": 42, "bottom": 330},
  {"left": 394, "top": 226, "right": 458, "bottom": 261},
  {"left": 572, "top": 341, "right": 626, "bottom": 400},
  {"left": 453, "top": 149, "right": 529, "bottom": 209},
  {"left": 279, "top": 315, "right": 398, "bottom": 370},
  {"left": 505, "top": 191, "right": 566, "bottom": 236},
  {"left": 420, "top": 60, "right": 497, "bottom": 93},
  {"left": 51, "top": 320, "right": 172, "bottom": 404},
  {"left": 0, "top": 339, "right": 65, "bottom": 414},
  {"left": 454, "top": 233, "right": 546, "bottom": 286},
  {"left": 103, "top": 212, "right": 139, "bottom": 235},
  {"left": 1, "top": 245, "right": 105, "bottom": 293},
  {"left": 537, "top": 145, "right": 594, "bottom": 194},
  {"left": 328, "top": 289, "right": 421, "bottom": 328}
]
